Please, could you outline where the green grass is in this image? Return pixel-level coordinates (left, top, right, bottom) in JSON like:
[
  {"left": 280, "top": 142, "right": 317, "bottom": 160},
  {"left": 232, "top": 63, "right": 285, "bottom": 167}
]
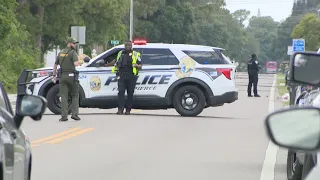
[{"left": 277, "top": 73, "right": 289, "bottom": 106}]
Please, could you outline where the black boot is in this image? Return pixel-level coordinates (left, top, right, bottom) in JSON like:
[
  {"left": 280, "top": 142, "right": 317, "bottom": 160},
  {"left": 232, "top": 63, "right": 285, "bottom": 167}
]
[
  {"left": 116, "top": 108, "right": 124, "bottom": 115},
  {"left": 125, "top": 109, "right": 131, "bottom": 115},
  {"left": 59, "top": 116, "right": 68, "bottom": 122},
  {"left": 71, "top": 115, "right": 81, "bottom": 121}
]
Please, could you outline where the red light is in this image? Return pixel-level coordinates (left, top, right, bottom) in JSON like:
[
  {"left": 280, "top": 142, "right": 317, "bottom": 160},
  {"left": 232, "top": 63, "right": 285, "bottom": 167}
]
[
  {"left": 217, "top": 68, "right": 232, "bottom": 80},
  {"left": 133, "top": 40, "right": 147, "bottom": 45},
  {"left": 37, "top": 71, "right": 49, "bottom": 77}
]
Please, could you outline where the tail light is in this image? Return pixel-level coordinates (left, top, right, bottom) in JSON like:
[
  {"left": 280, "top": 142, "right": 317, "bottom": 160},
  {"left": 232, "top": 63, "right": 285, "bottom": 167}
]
[{"left": 217, "top": 68, "right": 232, "bottom": 80}]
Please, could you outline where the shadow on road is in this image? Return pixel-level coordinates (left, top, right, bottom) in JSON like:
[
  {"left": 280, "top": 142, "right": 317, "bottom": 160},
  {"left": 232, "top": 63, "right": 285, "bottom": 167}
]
[{"left": 43, "top": 112, "right": 243, "bottom": 120}]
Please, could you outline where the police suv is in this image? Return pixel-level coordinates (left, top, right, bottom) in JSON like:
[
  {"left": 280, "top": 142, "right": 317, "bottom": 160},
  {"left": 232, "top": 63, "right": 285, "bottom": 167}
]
[{"left": 25, "top": 40, "right": 238, "bottom": 116}]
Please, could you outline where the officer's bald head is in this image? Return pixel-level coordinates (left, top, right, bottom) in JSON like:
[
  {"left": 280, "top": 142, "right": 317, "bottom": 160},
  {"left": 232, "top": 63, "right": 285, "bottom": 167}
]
[{"left": 125, "top": 40, "right": 132, "bottom": 52}]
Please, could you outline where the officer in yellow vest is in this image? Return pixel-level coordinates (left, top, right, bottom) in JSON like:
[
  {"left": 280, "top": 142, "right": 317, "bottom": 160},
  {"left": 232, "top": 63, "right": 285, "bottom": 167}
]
[{"left": 112, "top": 41, "right": 142, "bottom": 115}]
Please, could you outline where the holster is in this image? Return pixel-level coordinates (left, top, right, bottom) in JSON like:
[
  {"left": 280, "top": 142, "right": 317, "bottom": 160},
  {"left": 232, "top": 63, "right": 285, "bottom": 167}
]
[
  {"left": 57, "top": 68, "right": 62, "bottom": 78},
  {"left": 57, "top": 68, "right": 79, "bottom": 81},
  {"left": 74, "top": 70, "right": 79, "bottom": 81}
]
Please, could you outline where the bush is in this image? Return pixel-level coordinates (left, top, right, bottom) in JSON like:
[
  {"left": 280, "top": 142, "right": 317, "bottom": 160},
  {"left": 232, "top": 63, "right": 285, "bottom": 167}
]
[{"left": 0, "top": 1, "right": 41, "bottom": 93}]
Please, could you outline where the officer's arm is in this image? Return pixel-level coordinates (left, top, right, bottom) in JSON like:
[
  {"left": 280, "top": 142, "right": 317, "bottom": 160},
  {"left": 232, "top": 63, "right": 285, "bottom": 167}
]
[
  {"left": 53, "top": 54, "right": 60, "bottom": 76},
  {"left": 253, "top": 61, "right": 260, "bottom": 70},
  {"left": 105, "top": 59, "right": 116, "bottom": 67},
  {"left": 72, "top": 51, "right": 81, "bottom": 66},
  {"left": 257, "top": 62, "right": 262, "bottom": 70},
  {"left": 136, "top": 56, "right": 142, "bottom": 69}
]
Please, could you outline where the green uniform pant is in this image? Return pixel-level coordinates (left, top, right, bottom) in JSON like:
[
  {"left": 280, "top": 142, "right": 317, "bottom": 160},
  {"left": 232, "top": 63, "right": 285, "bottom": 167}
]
[{"left": 59, "top": 75, "right": 79, "bottom": 117}]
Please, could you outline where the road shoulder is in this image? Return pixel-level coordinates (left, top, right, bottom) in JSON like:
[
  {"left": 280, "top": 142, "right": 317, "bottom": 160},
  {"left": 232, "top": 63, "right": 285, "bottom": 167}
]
[{"left": 274, "top": 77, "right": 288, "bottom": 180}]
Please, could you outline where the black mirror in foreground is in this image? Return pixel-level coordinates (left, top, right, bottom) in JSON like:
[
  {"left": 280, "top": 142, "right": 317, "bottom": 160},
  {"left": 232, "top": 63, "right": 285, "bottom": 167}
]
[
  {"left": 265, "top": 106, "right": 320, "bottom": 151},
  {"left": 14, "top": 94, "right": 47, "bottom": 128},
  {"left": 291, "top": 52, "right": 320, "bottom": 86}
]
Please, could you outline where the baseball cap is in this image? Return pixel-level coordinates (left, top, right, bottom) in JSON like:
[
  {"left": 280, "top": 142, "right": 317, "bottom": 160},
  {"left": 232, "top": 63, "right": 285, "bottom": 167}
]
[{"left": 67, "top": 37, "right": 79, "bottom": 44}]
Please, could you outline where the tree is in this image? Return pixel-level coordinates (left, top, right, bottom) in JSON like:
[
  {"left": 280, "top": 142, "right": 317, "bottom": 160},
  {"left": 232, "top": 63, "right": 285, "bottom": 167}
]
[
  {"left": 232, "top": 9, "right": 250, "bottom": 27},
  {"left": 0, "top": 0, "right": 40, "bottom": 92},
  {"left": 291, "top": 13, "right": 320, "bottom": 51},
  {"left": 246, "top": 16, "right": 279, "bottom": 63},
  {"left": 274, "top": 15, "right": 302, "bottom": 60},
  {"left": 16, "top": 0, "right": 128, "bottom": 63}
]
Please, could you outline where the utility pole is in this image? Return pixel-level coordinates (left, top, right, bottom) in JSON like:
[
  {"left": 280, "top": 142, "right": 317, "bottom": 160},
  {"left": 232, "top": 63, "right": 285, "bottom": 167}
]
[
  {"left": 129, "top": 0, "right": 133, "bottom": 41},
  {"left": 317, "top": 9, "right": 320, "bottom": 18}
]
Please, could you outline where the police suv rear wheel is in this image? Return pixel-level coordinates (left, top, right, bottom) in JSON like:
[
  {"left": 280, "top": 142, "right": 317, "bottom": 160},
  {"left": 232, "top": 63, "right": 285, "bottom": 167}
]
[
  {"left": 173, "top": 85, "right": 205, "bottom": 116},
  {"left": 46, "top": 84, "right": 71, "bottom": 115}
]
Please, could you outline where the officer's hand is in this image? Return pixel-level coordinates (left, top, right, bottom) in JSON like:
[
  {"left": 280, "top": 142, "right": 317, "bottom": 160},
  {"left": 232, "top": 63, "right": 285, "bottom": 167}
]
[{"left": 52, "top": 76, "right": 57, "bottom": 84}]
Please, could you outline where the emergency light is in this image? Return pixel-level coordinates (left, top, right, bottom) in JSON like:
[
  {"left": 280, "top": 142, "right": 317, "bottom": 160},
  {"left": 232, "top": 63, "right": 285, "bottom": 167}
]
[{"left": 133, "top": 40, "right": 147, "bottom": 45}]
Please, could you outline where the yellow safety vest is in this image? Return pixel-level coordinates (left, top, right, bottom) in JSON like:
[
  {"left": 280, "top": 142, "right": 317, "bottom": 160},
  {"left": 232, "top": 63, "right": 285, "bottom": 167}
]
[{"left": 111, "top": 50, "right": 140, "bottom": 75}]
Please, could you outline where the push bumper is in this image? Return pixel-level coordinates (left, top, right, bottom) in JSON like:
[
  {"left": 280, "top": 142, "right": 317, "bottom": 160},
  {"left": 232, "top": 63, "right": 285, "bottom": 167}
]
[
  {"left": 17, "top": 69, "right": 51, "bottom": 95},
  {"left": 209, "top": 91, "right": 238, "bottom": 106}
]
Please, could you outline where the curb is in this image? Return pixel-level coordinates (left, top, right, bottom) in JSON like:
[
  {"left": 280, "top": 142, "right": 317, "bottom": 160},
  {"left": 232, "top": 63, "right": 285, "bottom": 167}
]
[{"left": 8, "top": 94, "right": 17, "bottom": 104}]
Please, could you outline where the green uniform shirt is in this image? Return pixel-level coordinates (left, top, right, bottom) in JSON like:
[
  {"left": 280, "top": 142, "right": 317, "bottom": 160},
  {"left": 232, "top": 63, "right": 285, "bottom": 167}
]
[{"left": 55, "top": 47, "right": 78, "bottom": 72}]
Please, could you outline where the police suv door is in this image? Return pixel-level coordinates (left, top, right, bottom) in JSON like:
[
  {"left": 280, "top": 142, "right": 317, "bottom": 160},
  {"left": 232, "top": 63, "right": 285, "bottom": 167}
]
[
  {"left": 133, "top": 48, "right": 180, "bottom": 98},
  {"left": 83, "top": 48, "right": 123, "bottom": 98},
  {"left": 0, "top": 89, "right": 14, "bottom": 179},
  {"left": 0, "top": 83, "right": 18, "bottom": 179}
]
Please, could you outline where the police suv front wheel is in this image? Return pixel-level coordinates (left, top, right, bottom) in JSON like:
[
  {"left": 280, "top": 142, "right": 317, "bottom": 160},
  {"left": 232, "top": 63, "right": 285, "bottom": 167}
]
[
  {"left": 173, "top": 85, "right": 205, "bottom": 116},
  {"left": 46, "top": 84, "right": 72, "bottom": 115}
]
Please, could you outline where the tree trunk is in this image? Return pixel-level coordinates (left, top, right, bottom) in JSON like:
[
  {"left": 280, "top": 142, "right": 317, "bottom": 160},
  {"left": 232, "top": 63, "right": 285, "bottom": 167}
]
[{"left": 37, "top": 5, "right": 45, "bottom": 63}]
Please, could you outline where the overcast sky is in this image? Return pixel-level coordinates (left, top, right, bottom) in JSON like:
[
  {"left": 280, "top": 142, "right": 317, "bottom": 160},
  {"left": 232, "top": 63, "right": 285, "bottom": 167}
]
[{"left": 225, "top": 0, "right": 295, "bottom": 22}]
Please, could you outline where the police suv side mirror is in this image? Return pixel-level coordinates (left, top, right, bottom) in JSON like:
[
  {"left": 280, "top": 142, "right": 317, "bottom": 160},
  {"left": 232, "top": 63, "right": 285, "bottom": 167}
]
[
  {"left": 14, "top": 95, "right": 47, "bottom": 128},
  {"left": 290, "top": 52, "right": 320, "bottom": 86},
  {"left": 265, "top": 106, "right": 320, "bottom": 152}
]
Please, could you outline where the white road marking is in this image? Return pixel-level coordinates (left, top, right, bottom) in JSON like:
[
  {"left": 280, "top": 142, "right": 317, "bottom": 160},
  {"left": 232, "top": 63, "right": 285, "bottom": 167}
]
[{"left": 260, "top": 74, "right": 279, "bottom": 180}]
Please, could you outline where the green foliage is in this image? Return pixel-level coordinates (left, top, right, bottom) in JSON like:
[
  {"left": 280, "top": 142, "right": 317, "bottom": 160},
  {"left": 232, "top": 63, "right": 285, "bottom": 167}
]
[
  {"left": 16, "top": 0, "right": 128, "bottom": 59},
  {"left": 292, "top": 13, "right": 320, "bottom": 51},
  {"left": 0, "top": 0, "right": 40, "bottom": 93}
]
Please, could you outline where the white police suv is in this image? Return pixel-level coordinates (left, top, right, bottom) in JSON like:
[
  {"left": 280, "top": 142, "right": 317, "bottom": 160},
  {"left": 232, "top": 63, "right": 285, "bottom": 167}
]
[{"left": 23, "top": 40, "right": 238, "bottom": 116}]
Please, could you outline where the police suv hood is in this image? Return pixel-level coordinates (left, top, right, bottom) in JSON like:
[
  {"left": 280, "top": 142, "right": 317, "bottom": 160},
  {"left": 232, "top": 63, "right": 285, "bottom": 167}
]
[
  {"left": 35, "top": 67, "right": 54, "bottom": 71},
  {"left": 34, "top": 65, "right": 86, "bottom": 71}
]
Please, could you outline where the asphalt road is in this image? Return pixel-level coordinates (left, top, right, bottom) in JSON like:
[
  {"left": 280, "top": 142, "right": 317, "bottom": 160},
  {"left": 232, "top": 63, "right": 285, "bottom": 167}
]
[{"left": 16, "top": 73, "right": 288, "bottom": 180}]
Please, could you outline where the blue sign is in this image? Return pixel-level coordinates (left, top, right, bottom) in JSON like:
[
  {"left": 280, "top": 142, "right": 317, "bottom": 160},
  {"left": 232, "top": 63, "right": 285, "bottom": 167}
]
[{"left": 292, "top": 39, "right": 305, "bottom": 52}]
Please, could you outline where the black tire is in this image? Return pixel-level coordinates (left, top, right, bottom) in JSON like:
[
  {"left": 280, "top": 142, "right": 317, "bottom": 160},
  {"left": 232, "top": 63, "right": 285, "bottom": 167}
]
[
  {"left": 301, "top": 154, "right": 316, "bottom": 180},
  {"left": 46, "top": 84, "right": 71, "bottom": 115},
  {"left": 173, "top": 85, "right": 205, "bottom": 116},
  {"left": 287, "top": 150, "right": 303, "bottom": 180}
]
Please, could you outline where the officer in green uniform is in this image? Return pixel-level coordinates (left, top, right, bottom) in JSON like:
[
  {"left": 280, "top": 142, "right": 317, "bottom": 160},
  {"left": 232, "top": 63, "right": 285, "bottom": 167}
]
[{"left": 52, "top": 37, "right": 81, "bottom": 121}]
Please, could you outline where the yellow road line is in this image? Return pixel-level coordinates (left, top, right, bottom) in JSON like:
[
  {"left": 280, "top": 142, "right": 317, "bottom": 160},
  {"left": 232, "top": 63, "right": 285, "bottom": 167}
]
[
  {"left": 131, "top": 109, "right": 142, "bottom": 113},
  {"left": 31, "top": 127, "right": 82, "bottom": 145},
  {"left": 45, "top": 128, "right": 94, "bottom": 144}
]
